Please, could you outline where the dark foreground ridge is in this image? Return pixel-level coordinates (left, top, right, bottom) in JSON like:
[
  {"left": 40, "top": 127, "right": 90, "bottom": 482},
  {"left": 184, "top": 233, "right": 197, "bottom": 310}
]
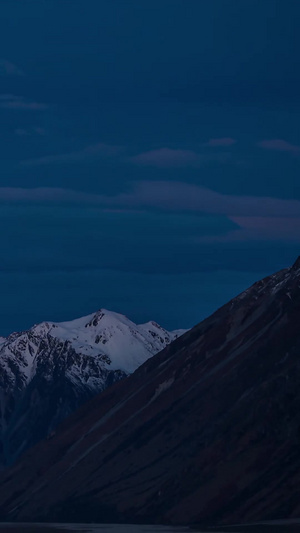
[{"left": 1, "top": 259, "right": 300, "bottom": 526}]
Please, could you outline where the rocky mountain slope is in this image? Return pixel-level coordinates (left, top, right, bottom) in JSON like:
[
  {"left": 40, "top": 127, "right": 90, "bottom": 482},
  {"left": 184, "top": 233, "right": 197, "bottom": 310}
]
[
  {"left": 1, "top": 259, "right": 300, "bottom": 526},
  {"left": 0, "top": 309, "right": 184, "bottom": 466}
]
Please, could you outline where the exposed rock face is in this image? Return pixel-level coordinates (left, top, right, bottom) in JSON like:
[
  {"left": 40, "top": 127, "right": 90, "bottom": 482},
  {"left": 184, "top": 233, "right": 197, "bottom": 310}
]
[
  {"left": 1, "top": 260, "right": 300, "bottom": 526},
  {"left": 0, "top": 309, "right": 184, "bottom": 466}
]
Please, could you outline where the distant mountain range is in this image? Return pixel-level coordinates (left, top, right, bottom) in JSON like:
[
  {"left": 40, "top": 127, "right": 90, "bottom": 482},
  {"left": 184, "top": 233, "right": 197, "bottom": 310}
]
[
  {"left": 0, "top": 309, "right": 185, "bottom": 466},
  {"left": 2, "top": 259, "right": 300, "bottom": 527}
]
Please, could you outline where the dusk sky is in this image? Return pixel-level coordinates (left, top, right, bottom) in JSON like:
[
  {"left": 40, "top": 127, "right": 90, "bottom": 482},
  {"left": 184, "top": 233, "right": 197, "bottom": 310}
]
[{"left": 0, "top": 0, "right": 299, "bottom": 335}]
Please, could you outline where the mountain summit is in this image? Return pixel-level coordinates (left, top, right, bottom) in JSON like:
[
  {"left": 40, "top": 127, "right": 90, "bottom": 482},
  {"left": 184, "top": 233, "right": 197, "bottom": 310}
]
[{"left": 0, "top": 309, "right": 185, "bottom": 466}]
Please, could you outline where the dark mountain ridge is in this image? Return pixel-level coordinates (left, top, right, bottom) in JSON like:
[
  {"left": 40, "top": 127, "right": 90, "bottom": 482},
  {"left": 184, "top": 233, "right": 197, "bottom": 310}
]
[{"left": 1, "top": 259, "right": 300, "bottom": 526}]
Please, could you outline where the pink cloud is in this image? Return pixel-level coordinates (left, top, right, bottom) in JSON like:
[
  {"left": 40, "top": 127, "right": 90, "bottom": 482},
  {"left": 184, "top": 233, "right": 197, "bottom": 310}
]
[
  {"left": 130, "top": 148, "right": 200, "bottom": 168},
  {"left": 258, "top": 139, "right": 300, "bottom": 154},
  {"left": 203, "top": 137, "right": 237, "bottom": 147}
]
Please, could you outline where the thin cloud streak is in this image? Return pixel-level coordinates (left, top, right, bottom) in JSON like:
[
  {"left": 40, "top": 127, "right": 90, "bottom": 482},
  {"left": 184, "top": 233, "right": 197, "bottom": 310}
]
[
  {"left": 1, "top": 184, "right": 300, "bottom": 245},
  {"left": 110, "top": 181, "right": 300, "bottom": 218},
  {"left": 129, "top": 147, "right": 234, "bottom": 168},
  {"left": 130, "top": 148, "right": 201, "bottom": 167},
  {"left": 196, "top": 216, "right": 300, "bottom": 243},
  {"left": 258, "top": 139, "right": 300, "bottom": 154},
  {"left": 231, "top": 216, "right": 300, "bottom": 240},
  {"left": 1, "top": 182, "right": 300, "bottom": 219}
]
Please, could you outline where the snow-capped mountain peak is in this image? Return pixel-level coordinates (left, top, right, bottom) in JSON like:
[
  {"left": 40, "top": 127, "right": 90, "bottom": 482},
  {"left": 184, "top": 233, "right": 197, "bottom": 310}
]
[{"left": 0, "top": 309, "right": 186, "bottom": 465}]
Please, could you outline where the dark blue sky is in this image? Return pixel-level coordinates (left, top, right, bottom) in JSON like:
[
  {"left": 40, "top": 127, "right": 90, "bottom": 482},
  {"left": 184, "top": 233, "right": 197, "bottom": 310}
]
[{"left": 0, "top": 0, "right": 299, "bottom": 334}]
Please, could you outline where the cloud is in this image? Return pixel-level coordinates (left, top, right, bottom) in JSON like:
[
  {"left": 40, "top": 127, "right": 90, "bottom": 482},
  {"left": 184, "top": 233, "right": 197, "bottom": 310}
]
[
  {"left": 130, "top": 148, "right": 201, "bottom": 167},
  {"left": 1, "top": 183, "right": 300, "bottom": 244},
  {"left": 0, "top": 59, "right": 24, "bottom": 76},
  {"left": 0, "top": 94, "right": 48, "bottom": 110},
  {"left": 229, "top": 216, "right": 300, "bottom": 241},
  {"left": 258, "top": 139, "right": 300, "bottom": 154},
  {"left": 129, "top": 147, "right": 236, "bottom": 168},
  {"left": 20, "top": 142, "right": 124, "bottom": 167},
  {"left": 203, "top": 137, "right": 237, "bottom": 147},
  {"left": 195, "top": 216, "right": 300, "bottom": 243},
  {"left": 108, "top": 181, "right": 300, "bottom": 219},
  {"left": 1, "top": 182, "right": 300, "bottom": 221}
]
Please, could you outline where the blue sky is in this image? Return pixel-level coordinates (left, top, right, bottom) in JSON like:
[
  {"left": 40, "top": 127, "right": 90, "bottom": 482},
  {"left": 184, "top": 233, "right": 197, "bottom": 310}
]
[{"left": 0, "top": 0, "right": 299, "bottom": 334}]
